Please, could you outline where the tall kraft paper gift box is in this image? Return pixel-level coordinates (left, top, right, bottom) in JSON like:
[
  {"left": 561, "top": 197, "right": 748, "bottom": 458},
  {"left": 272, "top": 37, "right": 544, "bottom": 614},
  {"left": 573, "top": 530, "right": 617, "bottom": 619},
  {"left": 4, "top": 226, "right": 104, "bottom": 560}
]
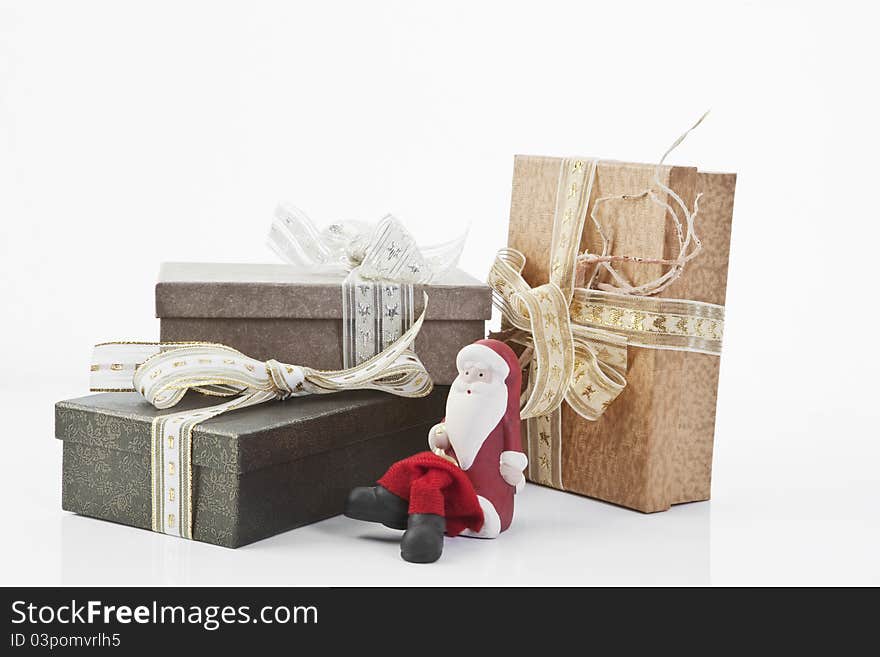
[{"left": 505, "top": 155, "right": 735, "bottom": 512}]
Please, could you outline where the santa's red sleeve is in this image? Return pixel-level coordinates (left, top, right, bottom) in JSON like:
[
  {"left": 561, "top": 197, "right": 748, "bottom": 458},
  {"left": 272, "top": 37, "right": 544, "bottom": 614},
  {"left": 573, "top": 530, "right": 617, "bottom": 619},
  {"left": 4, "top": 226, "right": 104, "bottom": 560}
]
[{"left": 502, "top": 408, "right": 523, "bottom": 454}]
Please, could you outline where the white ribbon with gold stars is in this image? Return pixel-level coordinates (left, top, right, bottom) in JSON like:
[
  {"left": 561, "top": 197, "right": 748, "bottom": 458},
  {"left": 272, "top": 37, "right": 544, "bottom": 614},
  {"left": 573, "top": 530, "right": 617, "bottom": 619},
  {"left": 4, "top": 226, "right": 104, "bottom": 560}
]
[
  {"left": 268, "top": 204, "right": 467, "bottom": 367},
  {"left": 89, "top": 297, "right": 433, "bottom": 540}
]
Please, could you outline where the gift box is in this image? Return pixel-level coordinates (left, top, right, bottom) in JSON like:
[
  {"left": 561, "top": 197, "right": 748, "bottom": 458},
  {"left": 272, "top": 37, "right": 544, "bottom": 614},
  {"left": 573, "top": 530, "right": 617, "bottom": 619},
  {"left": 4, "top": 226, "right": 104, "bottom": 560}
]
[
  {"left": 156, "top": 263, "right": 490, "bottom": 385},
  {"left": 500, "top": 154, "right": 735, "bottom": 512},
  {"left": 56, "top": 388, "right": 448, "bottom": 547}
]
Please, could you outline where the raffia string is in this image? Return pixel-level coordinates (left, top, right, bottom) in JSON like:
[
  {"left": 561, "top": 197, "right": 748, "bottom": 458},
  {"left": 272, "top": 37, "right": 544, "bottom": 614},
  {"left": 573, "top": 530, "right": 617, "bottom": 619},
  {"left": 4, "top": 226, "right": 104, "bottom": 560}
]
[{"left": 578, "top": 111, "right": 709, "bottom": 297}]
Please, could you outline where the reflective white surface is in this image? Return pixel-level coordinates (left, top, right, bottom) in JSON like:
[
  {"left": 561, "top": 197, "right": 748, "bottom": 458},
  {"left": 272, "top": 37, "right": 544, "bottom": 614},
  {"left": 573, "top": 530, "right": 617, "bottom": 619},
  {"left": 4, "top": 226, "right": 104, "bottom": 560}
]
[{"left": 3, "top": 375, "right": 877, "bottom": 587}]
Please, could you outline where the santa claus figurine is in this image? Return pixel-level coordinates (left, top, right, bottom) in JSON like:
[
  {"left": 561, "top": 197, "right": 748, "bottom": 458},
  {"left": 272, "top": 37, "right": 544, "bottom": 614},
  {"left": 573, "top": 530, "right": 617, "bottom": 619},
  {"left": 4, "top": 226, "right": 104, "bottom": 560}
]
[{"left": 344, "top": 339, "right": 527, "bottom": 563}]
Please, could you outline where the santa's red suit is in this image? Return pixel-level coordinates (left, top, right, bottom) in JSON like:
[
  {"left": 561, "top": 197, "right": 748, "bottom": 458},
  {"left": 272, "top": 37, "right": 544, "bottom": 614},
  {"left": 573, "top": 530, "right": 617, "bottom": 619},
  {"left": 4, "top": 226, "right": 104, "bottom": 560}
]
[{"left": 378, "top": 339, "right": 527, "bottom": 538}]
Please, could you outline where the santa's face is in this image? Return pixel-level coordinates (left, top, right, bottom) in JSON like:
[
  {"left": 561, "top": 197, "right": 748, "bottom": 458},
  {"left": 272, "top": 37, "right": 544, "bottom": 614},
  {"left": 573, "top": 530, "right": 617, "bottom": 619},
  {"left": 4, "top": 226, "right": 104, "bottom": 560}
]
[{"left": 445, "top": 354, "right": 508, "bottom": 470}]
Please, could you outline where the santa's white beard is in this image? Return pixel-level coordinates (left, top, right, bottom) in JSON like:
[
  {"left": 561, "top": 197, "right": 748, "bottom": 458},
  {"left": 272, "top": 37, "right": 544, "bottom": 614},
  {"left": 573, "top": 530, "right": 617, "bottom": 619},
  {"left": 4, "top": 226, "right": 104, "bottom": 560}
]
[{"left": 445, "top": 378, "right": 507, "bottom": 471}]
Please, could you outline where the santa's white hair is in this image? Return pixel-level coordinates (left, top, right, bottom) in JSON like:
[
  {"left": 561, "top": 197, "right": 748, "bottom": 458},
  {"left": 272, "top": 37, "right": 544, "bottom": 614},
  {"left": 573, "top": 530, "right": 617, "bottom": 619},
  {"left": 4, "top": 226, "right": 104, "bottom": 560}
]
[{"left": 455, "top": 343, "right": 509, "bottom": 378}]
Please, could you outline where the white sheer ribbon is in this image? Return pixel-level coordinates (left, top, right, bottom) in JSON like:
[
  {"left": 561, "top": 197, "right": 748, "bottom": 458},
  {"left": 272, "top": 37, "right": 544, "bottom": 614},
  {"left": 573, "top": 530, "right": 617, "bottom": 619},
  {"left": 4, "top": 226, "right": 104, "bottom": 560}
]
[
  {"left": 267, "top": 204, "right": 467, "bottom": 283},
  {"left": 268, "top": 204, "right": 467, "bottom": 366}
]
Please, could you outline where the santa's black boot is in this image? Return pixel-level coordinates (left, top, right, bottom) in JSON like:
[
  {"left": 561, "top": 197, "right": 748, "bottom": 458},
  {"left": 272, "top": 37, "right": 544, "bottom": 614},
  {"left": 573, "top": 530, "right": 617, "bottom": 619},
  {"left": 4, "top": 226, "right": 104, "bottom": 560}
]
[
  {"left": 344, "top": 485, "right": 409, "bottom": 530},
  {"left": 400, "top": 514, "right": 445, "bottom": 563}
]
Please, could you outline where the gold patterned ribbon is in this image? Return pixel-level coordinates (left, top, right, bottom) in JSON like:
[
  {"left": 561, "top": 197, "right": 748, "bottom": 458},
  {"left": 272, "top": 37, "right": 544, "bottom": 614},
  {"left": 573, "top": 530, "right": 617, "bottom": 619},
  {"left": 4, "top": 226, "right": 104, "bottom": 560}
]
[
  {"left": 489, "top": 154, "right": 724, "bottom": 489},
  {"left": 89, "top": 296, "right": 433, "bottom": 540}
]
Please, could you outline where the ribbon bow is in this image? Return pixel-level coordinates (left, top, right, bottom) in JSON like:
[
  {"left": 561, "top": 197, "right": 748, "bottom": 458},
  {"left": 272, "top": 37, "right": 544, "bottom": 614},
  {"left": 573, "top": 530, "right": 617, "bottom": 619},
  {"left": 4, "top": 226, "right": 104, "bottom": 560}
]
[
  {"left": 90, "top": 297, "right": 432, "bottom": 540},
  {"left": 267, "top": 203, "right": 467, "bottom": 368},
  {"left": 267, "top": 203, "right": 467, "bottom": 284},
  {"left": 488, "top": 115, "right": 725, "bottom": 488}
]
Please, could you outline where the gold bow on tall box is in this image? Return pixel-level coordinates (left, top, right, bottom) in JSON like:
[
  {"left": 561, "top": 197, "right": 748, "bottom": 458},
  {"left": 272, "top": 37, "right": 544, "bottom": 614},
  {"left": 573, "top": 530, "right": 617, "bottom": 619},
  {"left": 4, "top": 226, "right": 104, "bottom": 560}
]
[{"left": 498, "top": 153, "right": 735, "bottom": 513}]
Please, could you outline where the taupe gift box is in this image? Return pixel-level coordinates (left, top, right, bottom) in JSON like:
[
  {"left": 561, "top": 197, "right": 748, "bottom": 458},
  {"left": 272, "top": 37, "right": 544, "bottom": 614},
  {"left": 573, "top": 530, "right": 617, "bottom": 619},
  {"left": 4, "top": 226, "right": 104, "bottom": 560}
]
[
  {"left": 508, "top": 155, "right": 735, "bottom": 512},
  {"left": 156, "top": 263, "right": 491, "bottom": 385},
  {"left": 56, "top": 388, "right": 448, "bottom": 547}
]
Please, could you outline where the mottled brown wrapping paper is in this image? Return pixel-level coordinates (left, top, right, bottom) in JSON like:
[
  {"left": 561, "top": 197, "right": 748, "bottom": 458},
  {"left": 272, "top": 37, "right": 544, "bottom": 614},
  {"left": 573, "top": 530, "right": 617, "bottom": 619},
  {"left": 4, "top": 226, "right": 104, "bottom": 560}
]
[{"left": 509, "top": 156, "right": 735, "bottom": 512}]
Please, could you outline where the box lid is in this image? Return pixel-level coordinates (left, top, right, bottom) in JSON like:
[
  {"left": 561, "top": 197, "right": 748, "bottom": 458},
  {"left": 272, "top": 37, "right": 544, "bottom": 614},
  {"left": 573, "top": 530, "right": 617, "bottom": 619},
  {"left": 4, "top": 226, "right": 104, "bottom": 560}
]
[
  {"left": 55, "top": 388, "right": 447, "bottom": 475},
  {"left": 155, "top": 263, "right": 491, "bottom": 320}
]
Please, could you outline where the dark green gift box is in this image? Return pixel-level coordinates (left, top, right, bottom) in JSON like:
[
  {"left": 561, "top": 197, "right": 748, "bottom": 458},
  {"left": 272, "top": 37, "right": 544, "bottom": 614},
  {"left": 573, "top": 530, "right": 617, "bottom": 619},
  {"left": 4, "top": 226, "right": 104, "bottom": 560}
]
[{"left": 56, "top": 388, "right": 448, "bottom": 548}]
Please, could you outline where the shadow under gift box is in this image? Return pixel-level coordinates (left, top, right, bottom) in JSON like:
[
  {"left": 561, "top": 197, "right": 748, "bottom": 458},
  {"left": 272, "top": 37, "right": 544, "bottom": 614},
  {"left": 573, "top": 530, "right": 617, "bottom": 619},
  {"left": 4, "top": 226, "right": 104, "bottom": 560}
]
[
  {"left": 155, "top": 264, "right": 491, "bottom": 386},
  {"left": 508, "top": 156, "right": 736, "bottom": 513},
  {"left": 56, "top": 388, "right": 448, "bottom": 548}
]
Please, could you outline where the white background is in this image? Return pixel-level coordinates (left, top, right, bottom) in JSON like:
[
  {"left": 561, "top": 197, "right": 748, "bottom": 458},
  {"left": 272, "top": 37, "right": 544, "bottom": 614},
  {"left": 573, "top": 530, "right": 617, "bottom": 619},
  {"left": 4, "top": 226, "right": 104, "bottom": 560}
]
[{"left": 1, "top": 0, "right": 878, "bottom": 586}]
